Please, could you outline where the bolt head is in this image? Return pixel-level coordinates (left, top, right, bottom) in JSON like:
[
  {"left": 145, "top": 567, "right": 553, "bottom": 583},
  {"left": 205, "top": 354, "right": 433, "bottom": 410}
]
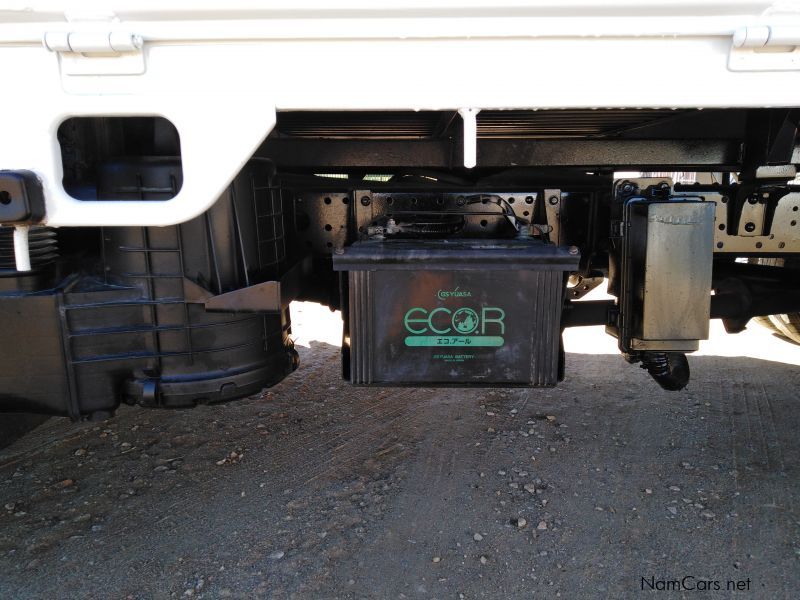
[{"left": 360, "top": 196, "right": 371, "bottom": 206}]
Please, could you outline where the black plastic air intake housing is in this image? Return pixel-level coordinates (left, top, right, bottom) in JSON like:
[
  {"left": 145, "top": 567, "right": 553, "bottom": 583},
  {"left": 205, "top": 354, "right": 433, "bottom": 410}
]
[{"left": 0, "top": 159, "right": 298, "bottom": 419}]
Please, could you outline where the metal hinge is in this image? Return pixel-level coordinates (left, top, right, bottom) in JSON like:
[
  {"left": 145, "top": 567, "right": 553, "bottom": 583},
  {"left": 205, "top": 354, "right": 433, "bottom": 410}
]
[
  {"left": 43, "top": 31, "right": 145, "bottom": 75},
  {"left": 729, "top": 26, "right": 800, "bottom": 72}
]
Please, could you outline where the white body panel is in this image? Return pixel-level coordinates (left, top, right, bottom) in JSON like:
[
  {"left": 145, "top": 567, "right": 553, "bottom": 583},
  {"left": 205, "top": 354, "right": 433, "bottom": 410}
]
[{"left": 1, "top": 1, "right": 799, "bottom": 226}]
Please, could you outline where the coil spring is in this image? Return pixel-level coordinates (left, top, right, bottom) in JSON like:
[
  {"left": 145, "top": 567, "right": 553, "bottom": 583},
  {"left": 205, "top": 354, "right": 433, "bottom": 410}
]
[
  {"left": 639, "top": 351, "right": 690, "bottom": 391},
  {"left": 0, "top": 226, "right": 59, "bottom": 272},
  {"left": 640, "top": 352, "right": 670, "bottom": 378}
]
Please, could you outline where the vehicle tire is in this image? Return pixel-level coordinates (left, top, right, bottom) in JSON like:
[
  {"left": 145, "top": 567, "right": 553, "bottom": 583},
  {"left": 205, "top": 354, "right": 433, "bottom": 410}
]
[{"left": 748, "top": 257, "right": 800, "bottom": 345}]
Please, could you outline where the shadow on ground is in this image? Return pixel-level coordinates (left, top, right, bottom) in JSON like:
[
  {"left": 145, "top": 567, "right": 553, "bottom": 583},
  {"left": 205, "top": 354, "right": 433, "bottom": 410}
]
[
  {"left": 0, "top": 415, "right": 49, "bottom": 451},
  {"left": 0, "top": 344, "right": 798, "bottom": 598}
]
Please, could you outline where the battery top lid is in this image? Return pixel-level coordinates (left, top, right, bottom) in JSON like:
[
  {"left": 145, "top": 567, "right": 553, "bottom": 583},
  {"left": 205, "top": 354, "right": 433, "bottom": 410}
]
[{"left": 333, "top": 239, "right": 580, "bottom": 271}]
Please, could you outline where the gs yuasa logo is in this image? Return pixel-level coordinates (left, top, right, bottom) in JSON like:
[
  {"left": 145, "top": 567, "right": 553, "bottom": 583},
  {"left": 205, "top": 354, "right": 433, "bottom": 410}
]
[{"left": 403, "top": 291, "right": 506, "bottom": 348}]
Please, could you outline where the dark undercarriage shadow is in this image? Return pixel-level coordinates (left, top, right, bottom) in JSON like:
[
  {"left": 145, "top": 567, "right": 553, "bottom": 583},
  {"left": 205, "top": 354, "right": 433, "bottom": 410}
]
[{"left": 0, "top": 414, "right": 49, "bottom": 450}]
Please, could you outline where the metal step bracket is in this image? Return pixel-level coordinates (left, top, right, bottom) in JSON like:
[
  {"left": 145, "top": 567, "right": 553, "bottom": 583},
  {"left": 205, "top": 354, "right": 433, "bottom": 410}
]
[{"left": 184, "top": 255, "right": 312, "bottom": 313}]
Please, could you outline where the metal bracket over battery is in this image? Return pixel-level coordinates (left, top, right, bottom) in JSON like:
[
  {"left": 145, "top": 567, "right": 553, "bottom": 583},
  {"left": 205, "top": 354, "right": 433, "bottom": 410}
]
[
  {"left": 351, "top": 187, "right": 603, "bottom": 304},
  {"left": 354, "top": 190, "right": 553, "bottom": 242}
]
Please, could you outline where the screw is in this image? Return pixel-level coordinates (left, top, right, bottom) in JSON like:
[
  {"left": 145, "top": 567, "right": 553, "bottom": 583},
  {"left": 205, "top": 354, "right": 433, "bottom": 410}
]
[
  {"left": 747, "top": 196, "right": 758, "bottom": 205},
  {"left": 360, "top": 196, "right": 371, "bottom": 206},
  {"left": 568, "top": 246, "right": 579, "bottom": 255},
  {"left": 744, "top": 222, "right": 756, "bottom": 232},
  {"left": 456, "top": 196, "right": 466, "bottom": 206},
  {"left": 621, "top": 182, "right": 635, "bottom": 195},
  {"left": 548, "top": 196, "right": 559, "bottom": 206},
  {"left": 525, "top": 196, "right": 534, "bottom": 204}
]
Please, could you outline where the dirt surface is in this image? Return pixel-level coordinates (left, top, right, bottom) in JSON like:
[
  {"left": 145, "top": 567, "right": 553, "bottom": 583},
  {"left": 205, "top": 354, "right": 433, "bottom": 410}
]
[
  {"left": 1, "top": 311, "right": 799, "bottom": 599},
  {"left": 0, "top": 414, "right": 49, "bottom": 450}
]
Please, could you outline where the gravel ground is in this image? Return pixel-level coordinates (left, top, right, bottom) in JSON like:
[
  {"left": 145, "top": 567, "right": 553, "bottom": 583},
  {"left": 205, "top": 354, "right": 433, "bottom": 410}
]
[{"left": 1, "top": 304, "right": 799, "bottom": 599}]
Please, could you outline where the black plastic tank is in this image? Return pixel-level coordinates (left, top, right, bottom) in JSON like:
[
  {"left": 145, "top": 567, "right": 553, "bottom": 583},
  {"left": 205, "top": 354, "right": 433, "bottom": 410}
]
[{"left": 0, "top": 159, "right": 298, "bottom": 419}]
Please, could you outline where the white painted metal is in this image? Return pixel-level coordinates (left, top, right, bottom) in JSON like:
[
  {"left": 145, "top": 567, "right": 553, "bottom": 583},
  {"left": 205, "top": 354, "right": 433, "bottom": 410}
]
[
  {"left": 41, "top": 31, "right": 69, "bottom": 51},
  {"left": 730, "top": 24, "right": 800, "bottom": 70},
  {"left": 43, "top": 31, "right": 142, "bottom": 53},
  {"left": 2, "top": 2, "right": 799, "bottom": 42},
  {"left": 728, "top": 46, "right": 800, "bottom": 71},
  {"left": 44, "top": 30, "right": 146, "bottom": 74},
  {"left": 0, "top": 2, "right": 798, "bottom": 226},
  {"left": 13, "top": 226, "right": 31, "bottom": 272},
  {"left": 3, "top": 91, "right": 276, "bottom": 227}
]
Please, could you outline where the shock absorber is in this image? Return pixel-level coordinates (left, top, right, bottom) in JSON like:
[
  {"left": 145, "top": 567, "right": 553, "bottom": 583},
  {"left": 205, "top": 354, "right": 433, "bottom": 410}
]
[{"left": 638, "top": 352, "right": 690, "bottom": 391}]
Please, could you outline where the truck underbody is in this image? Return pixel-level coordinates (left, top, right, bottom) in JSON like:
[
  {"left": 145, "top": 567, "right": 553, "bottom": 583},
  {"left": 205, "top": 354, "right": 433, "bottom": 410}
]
[
  {"left": 1, "top": 5, "right": 800, "bottom": 419},
  {"left": 2, "top": 107, "right": 799, "bottom": 419}
]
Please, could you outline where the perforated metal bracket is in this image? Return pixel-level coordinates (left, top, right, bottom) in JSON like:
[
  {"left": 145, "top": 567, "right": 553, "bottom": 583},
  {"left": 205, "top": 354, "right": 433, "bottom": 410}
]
[
  {"left": 616, "top": 178, "right": 800, "bottom": 254},
  {"left": 544, "top": 189, "right": 562, "bottom": 245},
  {"left": 712, "top": 191, "right": 800, "bottom": 253}
]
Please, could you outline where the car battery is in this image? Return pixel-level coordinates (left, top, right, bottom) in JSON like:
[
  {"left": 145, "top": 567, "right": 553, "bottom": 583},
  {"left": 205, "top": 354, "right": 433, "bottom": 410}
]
[{"left": 333, "top": 239, "right": 579, "bottom": 386}]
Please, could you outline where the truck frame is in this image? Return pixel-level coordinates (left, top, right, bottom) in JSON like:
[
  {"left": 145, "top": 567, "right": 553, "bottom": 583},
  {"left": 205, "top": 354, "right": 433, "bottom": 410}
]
[{"left": 1, "top": 2, "right": 799, "bottom": 418}]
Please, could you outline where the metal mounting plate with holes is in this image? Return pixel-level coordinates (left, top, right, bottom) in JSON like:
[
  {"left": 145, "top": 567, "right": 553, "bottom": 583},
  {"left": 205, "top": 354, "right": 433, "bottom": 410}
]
[
  {"left": 567, "top": 275, "right": 604, "bottom": 300},
  {"left": 622, "top": 179, "right": 800, "bottom": 254},
  {"left": 710, "top": 192, "right": 800, "bottom": 253},
  {"left": 738, "top": 197, "right": 766, "bottom": 237},
  {"left": 44, "top": 31, "right": 145, "bottom": 76},
  {"left": 295, "top": 192, "right": 351, "bottom": 255},
  {"left": 544, "top": 189, "right": 562, "bottom": 246},
  {"left": 351, "top": 190, "right": 541, "bottom": 245}
]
